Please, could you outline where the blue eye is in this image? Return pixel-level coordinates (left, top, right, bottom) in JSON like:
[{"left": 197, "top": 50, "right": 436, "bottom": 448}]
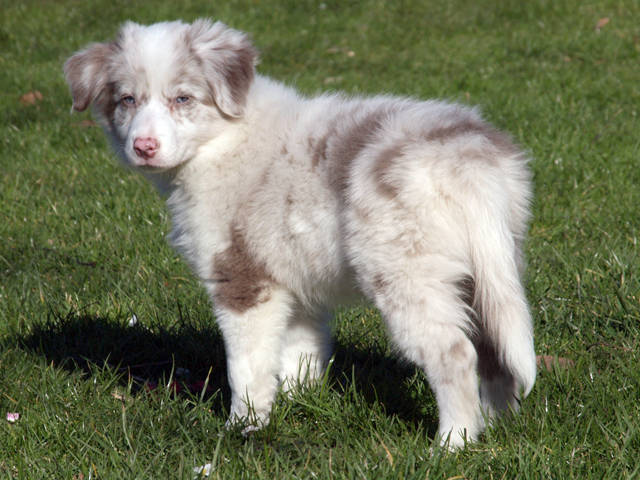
[
  {"left": 176, "top": 95, "right": 190, "bottom": 104},
  {"left": 121, "top": 95, "right": 136, "bottom": 106}
]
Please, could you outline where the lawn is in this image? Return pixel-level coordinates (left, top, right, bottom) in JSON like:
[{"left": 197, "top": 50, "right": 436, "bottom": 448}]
[{"left": 1, "top": 0, "right": 639, "bottom": 478}]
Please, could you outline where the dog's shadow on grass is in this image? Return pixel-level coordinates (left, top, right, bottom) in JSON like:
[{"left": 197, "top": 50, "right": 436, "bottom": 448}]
[
  {"left": 15, "top": 310, "right": 437, "bottom": 434},
  {"left": 17, "top": 310, "right": 231, "bottom": 414}
]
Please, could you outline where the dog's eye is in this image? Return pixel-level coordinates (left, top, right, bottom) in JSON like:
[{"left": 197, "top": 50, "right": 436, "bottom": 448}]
[
  {"left": 121, "top": 95, "right": 136, "bottom": 106},
  {"left": 175, "top": 95, "right": 190, "bottom": 105}
]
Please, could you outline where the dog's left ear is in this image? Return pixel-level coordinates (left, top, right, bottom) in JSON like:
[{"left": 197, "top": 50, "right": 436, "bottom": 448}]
[{"left": 188, "top": 20, "right": 258, "bottom": 118}]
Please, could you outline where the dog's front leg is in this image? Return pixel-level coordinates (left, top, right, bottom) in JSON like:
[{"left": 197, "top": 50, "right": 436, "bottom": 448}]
[{"left": 214, "top": 287, "right": 294, "bottom": 433}]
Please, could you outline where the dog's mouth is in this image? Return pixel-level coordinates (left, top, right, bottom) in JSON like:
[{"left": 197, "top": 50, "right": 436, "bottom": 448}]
[
  {"left": 127, "top": 154, "right": 159, "bottom": 168},
  {"left": 137, "top": 162, "right": 162, "bottom": 170},
  {"left": 135, "top": 161, "right": 171, "bottom": 172},
  {"left": 125, "top": 146, "right": 165, "bottom": 170},
  {"left": 130, "top": 155, "right": 180, "bottom": 174}
]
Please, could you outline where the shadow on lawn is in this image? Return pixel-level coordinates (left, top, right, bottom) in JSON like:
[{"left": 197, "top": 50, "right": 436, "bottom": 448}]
[
  {"left": 15, "top": 309, "right": 437, "bottom": 434},
  {"left": 17, "top": 310, "right": 231, "bottom": 414}
]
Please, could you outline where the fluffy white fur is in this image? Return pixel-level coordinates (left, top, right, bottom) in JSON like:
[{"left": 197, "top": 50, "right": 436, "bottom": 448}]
[{"left": 64, "top": 19, "right": 536, "bottom": 449}]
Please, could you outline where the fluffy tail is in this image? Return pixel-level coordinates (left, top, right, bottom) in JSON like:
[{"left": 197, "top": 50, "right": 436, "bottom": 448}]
[{"left": 465, "top": 183, "right": 536, "bottom": 398}]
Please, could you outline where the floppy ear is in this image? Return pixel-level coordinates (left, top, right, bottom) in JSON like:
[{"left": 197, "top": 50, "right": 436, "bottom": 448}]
[
  {"left": 64, "top": 42, "right": 115, "bottom": 112},
  {"left": 188, "top": 20, "right": 258, "bottom": 118}
]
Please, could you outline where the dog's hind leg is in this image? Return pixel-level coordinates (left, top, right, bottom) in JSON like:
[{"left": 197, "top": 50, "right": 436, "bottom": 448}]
[{"left": 359, "top": 257, "right": 483, "bottom": 449}]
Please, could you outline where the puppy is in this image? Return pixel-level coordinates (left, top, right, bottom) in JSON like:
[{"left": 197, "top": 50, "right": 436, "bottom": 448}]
[{"left": 64, "top": 19, "right": 536, "bottom": 448}]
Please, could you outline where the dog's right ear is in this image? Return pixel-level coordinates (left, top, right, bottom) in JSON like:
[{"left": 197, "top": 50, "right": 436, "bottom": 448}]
[{"left": 64, "top": 43, "right": 114, "bottom": 112}]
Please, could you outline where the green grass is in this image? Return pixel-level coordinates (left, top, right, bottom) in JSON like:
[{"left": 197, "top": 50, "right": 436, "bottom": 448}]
[{"left": 1, "top": 0, "right": 640, "bottom": 477}]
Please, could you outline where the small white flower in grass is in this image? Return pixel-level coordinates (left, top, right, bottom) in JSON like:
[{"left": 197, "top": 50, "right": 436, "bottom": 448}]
[
  {"left": 128, "top": 314, "right": 138, "bottom": 327},
  {"left": 6, "top": 412, "right": 19, "bottom": 423},
  {"left": 193, "top": 463, "right": 213, "bottom": 477}
]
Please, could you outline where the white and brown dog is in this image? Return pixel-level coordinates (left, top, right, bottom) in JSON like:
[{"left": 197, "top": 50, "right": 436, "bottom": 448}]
[{"left": 64, "top": 19, "right": 536, "bottom": 448}]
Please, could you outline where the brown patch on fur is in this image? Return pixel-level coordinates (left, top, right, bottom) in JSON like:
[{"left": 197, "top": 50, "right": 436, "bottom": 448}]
[
  {"left": 425, "top": 120, "right": 486, "bottom": 143},
  {"left": 212, "top": 227, "right": 273, "bottom": 313},
  {"left": 100, "top": 82, "right": 119, "bottom": 128},
  {"left": 371, "top": 273, "right": 389, "bottom": 296},
  {"left": 222, "top": 42, "right": 258, "bottom": 113},
  {"left": 329, "top": 109, "right": 387, "bottom": 194},
  {"left": 425, "top": 120, "right": 519, "bottom": 156},
  {"left": 280, "top": 144, "right": 288, "bottom": 156},
  {"left": 449, "top": 341, "right": 467, "bottom": 361},
  {"left": 372, "top": 143, "right": 404, "bottom": 198},
  {"left": 311, "top": 130, "right": 332, "bottom": 168},
  {"left": 483, "top": 127, "right": 519, "bottom": 155}
]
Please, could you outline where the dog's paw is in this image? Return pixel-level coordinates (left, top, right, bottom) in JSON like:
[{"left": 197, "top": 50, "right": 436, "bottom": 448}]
[
  {"left": 240, "top": 424, "right": 263, "bottom": 437},
  {"left": 224, "top": 410, "right": 270, "bottom": 436}
]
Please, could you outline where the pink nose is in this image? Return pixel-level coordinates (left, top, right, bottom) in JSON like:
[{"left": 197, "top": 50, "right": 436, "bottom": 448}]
[{"left": 133, "top": 137, "right": 159, "bottom": 159}]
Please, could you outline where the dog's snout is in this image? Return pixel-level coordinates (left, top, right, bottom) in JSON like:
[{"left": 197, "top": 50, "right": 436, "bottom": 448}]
[{"left": 133, "top": 137, "right": 159, "bottom": 159}]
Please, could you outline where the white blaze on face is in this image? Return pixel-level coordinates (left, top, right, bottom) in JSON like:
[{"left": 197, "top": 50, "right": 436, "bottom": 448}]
[
  {"left": 125, "top": 98, "right": 180, "bottom": 169},
  {"left": 113, "top": 24, "right": 186, "bottom": 170}
]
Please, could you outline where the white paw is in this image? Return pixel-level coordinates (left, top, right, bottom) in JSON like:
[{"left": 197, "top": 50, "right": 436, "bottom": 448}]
[{"left": 225, "top": 409, "right": 270, "bottom": 435}]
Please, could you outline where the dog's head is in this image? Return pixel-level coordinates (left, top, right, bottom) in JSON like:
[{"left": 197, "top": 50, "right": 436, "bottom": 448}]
[{"left": 64, "top": 20, "right": 257, "bottom": 171}]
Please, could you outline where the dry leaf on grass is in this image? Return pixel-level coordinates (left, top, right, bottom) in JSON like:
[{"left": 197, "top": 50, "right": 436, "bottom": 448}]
[
  {"left": 536, "top": 355, "right": 574, "bottom": 371},
  {"left": 111, "top": 388, "right": 134, "bottom": 402},
  {"left": 595, "top": 17, "right": 610, "bottom": 31},
  {"left": 20, "top": 90, "right": 43, "bottom": 105}
]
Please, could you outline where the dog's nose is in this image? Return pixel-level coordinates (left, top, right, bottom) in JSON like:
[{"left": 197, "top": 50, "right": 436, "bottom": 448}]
[{"left": 133, "top": 137, "right": 159, "bottom": 159}]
